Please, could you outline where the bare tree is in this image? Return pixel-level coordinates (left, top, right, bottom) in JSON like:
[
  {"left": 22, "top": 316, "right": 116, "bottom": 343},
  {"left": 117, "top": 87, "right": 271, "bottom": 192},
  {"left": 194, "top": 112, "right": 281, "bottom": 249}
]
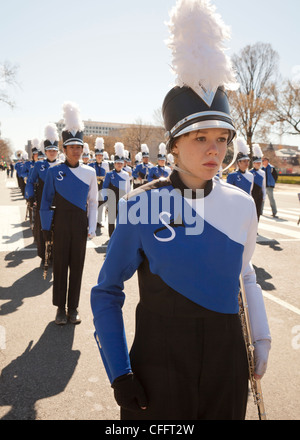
[
  {"left": 0, "top": 61, "right": 19, "bottom": 108},
  {"left": 269, "top": 79, "right": 300, "bottom": 136},
  {"left": 228, "top": 42, "right": 279, "bottom": 155},
  {"left": 0, "top": 138, "right": 13, "bottom": 162}
]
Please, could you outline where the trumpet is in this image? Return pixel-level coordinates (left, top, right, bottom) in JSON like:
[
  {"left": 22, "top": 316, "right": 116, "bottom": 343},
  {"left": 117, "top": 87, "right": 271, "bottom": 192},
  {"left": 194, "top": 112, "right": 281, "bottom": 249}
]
[{"left": 239, "top": 275, "right": 267, "bottom": 420}]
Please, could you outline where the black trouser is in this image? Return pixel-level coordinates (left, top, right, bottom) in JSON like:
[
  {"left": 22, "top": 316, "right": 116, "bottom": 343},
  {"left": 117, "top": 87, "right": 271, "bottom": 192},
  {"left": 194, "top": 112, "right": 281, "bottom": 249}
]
[
  {"left": 121, "top": 291, "right": 249, "bottom": 420},
  {"left": 52, "top": 207, "right": 88, "bottom": 310}
]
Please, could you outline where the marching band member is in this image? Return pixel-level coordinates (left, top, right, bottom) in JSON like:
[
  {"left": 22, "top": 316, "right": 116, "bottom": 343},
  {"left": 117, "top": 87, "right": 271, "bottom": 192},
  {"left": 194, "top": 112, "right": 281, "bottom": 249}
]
[
  {"left": 124, "top": 150, "right": 133, "bottom": 188},
  {"left": 102, "top": 142, "right": 131, "bottom": 237},
  {"left": 82, "top": 143, "right": 90, "bottom": 164},
  {"left": 148, "top": 143, "right": 171, "bottom": 182},
  {"left": 227, "top": 137, "right": 254, "bottom": 194},
  {"left": 91, "top": 0, "right": 271, "bottom": 420},
  {"left": 21, "top": 139, "right": 39, "bottom": 183},
  {"left": 89, "top": 138, "right": 109, "bottom": 228},
  {"left": 132, "top": 144, "right": 153, "bottom": 188},
  {"left": 250, "top": 144, "right": 266, "bottom": 221},
  {"left": 40, "top": 102, "right": 98, "bottom": 325},
  {"left": 25, "top": 124, "right": 61, "bottom": 264}
]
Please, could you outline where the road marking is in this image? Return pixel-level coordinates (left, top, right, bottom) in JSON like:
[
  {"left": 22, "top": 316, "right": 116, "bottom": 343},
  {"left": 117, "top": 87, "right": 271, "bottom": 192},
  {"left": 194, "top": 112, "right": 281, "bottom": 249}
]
[
  {"left": 263, "top": 291, "right": 300, "bottom": 316},
  {"left": 258, "top": 222, "right": 300, "bottom": 239},
  {"left": 0, "top": 206, "right": 25, "bottom": 252},
  {"left": 5, "top": 180, "right": 18, "bottom": 188}
]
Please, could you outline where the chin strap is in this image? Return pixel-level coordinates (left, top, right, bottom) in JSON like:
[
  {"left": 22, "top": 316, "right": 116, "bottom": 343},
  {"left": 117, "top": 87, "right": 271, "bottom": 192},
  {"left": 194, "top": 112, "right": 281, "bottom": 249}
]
[{"left": 173, "top": 165, "right": 195, "bottom": 177}]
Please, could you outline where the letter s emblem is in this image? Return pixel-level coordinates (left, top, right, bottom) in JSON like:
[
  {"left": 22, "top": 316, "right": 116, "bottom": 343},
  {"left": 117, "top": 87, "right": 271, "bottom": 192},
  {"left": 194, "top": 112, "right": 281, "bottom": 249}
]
[
  {"left": 154, "top": 212, "right": 176, "bottom": 243},
  {"left": 57, "top": 171, "right": 64, "bottom": 181}
]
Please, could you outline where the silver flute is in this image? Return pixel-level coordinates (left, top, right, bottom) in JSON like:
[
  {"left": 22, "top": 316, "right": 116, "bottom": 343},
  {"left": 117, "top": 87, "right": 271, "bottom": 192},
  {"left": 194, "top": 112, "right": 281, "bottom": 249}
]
[{"left": 239, "top": 275, "right": 267, "bottom": 420}]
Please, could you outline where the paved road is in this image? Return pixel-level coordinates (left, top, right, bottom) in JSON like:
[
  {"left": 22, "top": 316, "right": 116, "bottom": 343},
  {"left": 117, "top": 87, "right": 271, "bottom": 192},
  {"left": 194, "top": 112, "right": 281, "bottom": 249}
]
[{"left": 0, "top": 171, "right": 299, "bottom": 421}]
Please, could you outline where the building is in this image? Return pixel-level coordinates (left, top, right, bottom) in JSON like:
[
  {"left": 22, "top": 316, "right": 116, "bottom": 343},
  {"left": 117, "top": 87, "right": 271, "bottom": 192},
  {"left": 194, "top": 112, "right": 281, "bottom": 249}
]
[{"left": 56, "top": 120, "right": 136, "bottom": 138}]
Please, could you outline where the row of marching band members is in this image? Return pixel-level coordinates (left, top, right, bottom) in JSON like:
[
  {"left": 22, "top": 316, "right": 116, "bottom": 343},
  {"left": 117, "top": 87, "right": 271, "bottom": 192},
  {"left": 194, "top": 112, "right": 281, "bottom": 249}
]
[{"left": 14, "top": 101, "right": 174, "bottom": 325}]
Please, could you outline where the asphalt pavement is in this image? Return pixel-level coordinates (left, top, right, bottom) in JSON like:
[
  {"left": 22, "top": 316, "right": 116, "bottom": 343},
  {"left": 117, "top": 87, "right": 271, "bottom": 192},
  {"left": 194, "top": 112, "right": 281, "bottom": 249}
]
[{"left": 0, "top": 170, "right": 299, "bottom": 421}]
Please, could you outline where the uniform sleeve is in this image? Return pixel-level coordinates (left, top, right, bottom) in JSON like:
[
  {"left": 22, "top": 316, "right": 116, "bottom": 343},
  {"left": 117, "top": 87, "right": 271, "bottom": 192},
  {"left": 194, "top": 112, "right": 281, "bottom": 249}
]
[
  {"left": 25, "top": 163, "right": 39, "bottom": 199},
  {"left": 39, "top": 168, "right": 55, "bottom": 231},
  {"left": 227, "top": 173, "right": 235, "bottom": 186},
  {"left": 90, "top": 197, "right": 144, "bottom": 383},
  {"left": 87, "top": 171, "right": 98, "bottom": 235},
  {"left": 241, "top": 199, "right": 271, "bottom": 342},
  {"left": 101, "top": 173, "right": 110, "bottom": 202},
  {"left": 262, "top": 170, "right": 266, "bottom": 201},
  {"left": 132, "top": 164, "right": 140, "bottom": 179}
]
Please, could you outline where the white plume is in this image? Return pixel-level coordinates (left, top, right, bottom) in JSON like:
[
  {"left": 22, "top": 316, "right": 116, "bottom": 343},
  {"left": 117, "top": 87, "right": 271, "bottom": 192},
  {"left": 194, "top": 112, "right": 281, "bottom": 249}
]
[
  {"left": 166, "top": 0, "right": 239, "bottom": 94},
  {"left": 103, "top": 151, "right": 109, "bottom": 160},
  {"left": 44, "top": 123, "right": 59, "bottom": 143},
  {"left": 83, "top": 143, "right": 90, "bottom": 154},
  {"left": 95, "top": 137, "right": 104, "bottom": 150},
  {"left": 32, "top": 138, "right": 40, "bottom": 149},
  {"left": 236, "top": 137, "right": 250, "bottom": 155},
  {"left": 135, "top": 152, "right": 142, "bottom": 162},
  {"left": 59, "top": 153, "right": 66, "bottom": 162},
  {"left": 39, "top": 140, "right": 45, "bottom": 154},
  {"left": 22, "top": 151, "right": 28, "bottom": 160},
  {"left": 114, "top": 142, "right": 125, "bottom": 158},
  {"left": 158, "top": 143, "right": 167, "bottom": 156},
  {"left": 253, "top": 143, "right": 263, "bottom": 158},
  {"left": 62, "top": 101, "right": 84, "bottom": 133},
  {"left": 167, "top": 153, "right": 174, "bottom": 164},
  {"left": 141, "top": 144, "right": 149, "bottom": 154}
]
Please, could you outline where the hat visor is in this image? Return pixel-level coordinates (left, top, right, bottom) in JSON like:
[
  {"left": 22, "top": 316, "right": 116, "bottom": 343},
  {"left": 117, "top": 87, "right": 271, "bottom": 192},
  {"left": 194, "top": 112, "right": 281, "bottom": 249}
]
[
  {"left": 63, "top": 140, "right": 84, "bottom": 147},
  {"left": 174, "top": 120, "right": 236, "bottom": 141}
]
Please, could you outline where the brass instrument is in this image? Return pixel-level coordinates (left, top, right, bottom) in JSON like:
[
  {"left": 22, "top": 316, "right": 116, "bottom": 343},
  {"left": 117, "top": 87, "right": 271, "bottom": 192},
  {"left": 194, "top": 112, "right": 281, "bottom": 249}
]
[
  {"left": 43, "top": 240, "right": 53, "bottom": 280},
  {"left": 239, "top": 275, "right": 267, "bottom": 420},
  {"left": 97, "top": 176, "right": 105, "bottom": 184}
]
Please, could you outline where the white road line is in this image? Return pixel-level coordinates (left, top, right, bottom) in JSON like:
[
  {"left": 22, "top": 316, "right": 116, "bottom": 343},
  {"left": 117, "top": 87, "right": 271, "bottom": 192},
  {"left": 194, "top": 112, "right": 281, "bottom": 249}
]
[
  {"left": 263, "top": 209, "right": 299, "bottom": 219},
  {"left": 258, "top": 222, "right": 300, "bottom": 239},
  {"left": 0, "top": 206, "right": 25, "bottom": 252},
  {"left": 263, "top": 291, "right": 300, "bottom": 316},
  {"left": 5, "top": 180, "right": 18, "bottom": 189},
  {"left": 260, "top": 216, "right": 300, "bottom": 229}
]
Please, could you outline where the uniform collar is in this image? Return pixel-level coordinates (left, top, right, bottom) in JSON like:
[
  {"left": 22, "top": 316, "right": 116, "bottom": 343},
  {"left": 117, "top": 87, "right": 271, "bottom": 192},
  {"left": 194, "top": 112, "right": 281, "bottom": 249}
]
[{"left": 170, "top": 170, "right": 213, "bottom": 199}]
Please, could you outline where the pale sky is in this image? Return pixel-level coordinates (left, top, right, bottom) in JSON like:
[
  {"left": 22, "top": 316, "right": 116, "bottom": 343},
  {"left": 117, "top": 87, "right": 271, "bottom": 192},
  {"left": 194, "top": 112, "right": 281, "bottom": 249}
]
[{"left": 0, "top": 0, "right": 299, "bottom": 151}]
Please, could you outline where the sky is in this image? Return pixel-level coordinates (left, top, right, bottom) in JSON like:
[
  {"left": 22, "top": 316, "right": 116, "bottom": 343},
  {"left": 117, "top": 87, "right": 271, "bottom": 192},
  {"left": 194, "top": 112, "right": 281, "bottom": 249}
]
[{"left": 0, "top": 0, "right": 299, "bottom": 152}]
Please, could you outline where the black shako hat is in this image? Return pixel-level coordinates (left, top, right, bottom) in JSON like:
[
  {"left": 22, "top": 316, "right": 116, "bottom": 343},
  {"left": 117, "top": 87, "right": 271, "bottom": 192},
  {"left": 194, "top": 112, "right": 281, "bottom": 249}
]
[
  {"left": 62, "top": 130, "right": 84, "bottom": 147},
  {"left": 163, "top": 85, "right": 236, "bottom": 147},
  {"left": 61, "top": 101, "right": 85, "bottom": 147},
  {"left": 163, "top": 0, "right": 239, "bottom": 149},
  {"left": 44, "top": 123, "right": 59, "bottom": 151}
]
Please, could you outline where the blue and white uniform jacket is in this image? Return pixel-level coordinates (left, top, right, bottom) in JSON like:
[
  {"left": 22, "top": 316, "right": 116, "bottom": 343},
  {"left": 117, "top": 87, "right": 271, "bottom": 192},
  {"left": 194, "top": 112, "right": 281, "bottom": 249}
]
[
  {"left": 20, "top": 160, "right": 36, "bottom": 180},
  {"left": 91, "top": 171, "right": 271, "bottom": 383},
  {"left": 227, "top": 169, "right": 254, "bottom": 195},
  {"left": 89, "top": 162, "right": 108, "bottom": 190},
  {"left": 25, "top": 158, "right": 61, "bottom": 201},
  {"left": 102, "top": 169, "right": 131, "bottom": 201},
  {"left": 40, "top": 162, "right": 98, "bottom": 235},
  {"left": 132, "top": 162, "right": 153, "bottom": 184},
  {"left": 250, "top": 168, "right": 266, "bottom": 201},
  {"left": 148, "top": 165, "right": 171, "bottom": 182}
]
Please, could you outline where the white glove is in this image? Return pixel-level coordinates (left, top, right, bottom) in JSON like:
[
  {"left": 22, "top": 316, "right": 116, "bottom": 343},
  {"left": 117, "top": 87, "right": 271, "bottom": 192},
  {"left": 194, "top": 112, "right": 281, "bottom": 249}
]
[
  {"left": 88, "top": 231, "right": 96, "bottom": 239},
  {"left": 254, "top": 339, "right": 271, "bottom": 378}
]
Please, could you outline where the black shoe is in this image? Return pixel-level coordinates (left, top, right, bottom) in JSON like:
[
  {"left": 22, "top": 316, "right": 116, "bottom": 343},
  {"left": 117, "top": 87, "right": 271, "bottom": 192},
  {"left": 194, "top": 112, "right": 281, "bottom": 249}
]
[
  {"left": 67, "top": 309, "right": 81, "bottom": 324},
  {"left": 272, "top": 214, "right": 279, "bottom": 218},
  {"left": 55, "top": 308, "right": 67, "bottom": 325}
]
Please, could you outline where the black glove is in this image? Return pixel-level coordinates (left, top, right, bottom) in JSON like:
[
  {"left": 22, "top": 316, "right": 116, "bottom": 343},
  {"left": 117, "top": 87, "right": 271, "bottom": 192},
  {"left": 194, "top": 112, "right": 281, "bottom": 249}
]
[
  {"left": 42, "top": 230, "right": 52, "bottom": 242},
  {"left": 28, "top": 197, "right": 34, "bottom": 207},
  {"left": 111, "top": 373, "right": 148, "bottom": 412}
]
